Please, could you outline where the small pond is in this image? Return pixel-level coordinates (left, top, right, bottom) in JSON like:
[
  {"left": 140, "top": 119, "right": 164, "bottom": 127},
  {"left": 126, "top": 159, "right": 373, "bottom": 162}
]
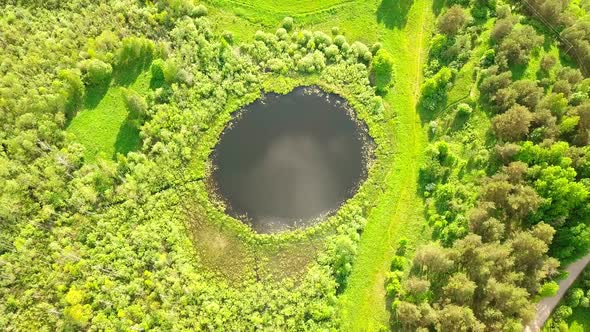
[{"left": 211, "top": 86, "right": 372, "bottom": 233}]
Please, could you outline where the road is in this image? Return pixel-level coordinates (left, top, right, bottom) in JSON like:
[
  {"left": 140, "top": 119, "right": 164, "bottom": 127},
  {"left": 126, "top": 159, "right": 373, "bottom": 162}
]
[{"left": 525, "top": 252, "right": 590, "bottom": 331}]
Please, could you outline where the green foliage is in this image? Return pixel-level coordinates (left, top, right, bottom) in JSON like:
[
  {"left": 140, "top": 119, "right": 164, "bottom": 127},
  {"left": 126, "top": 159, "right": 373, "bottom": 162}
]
[
  {"left": 437, "top": 5, "right": 469, "bottom": 36},
  {"left": 371, "top": 49, "right": 395, "bottom": 93},
  {"left": 281, "top": 16, "right": 294, "bottom": 31},
  {"left": 330, "top": 235, "right": 357, "bottom": 289},
  {"left": 59, "top": 69, "right": 85, "bottom": 121},
  {"left": 547, "top": 266, "right": 590, "bottom": 330},
  {"left": 6, "top": 0, "right": 590, "bottom": 331},
  {"left": 420, "top": 66, "right": 453, "bottom": 112},
  {"left": 116, "top": 37, "right": 156, "bottom": 71},
  {"left": 539, "top": 281, "right": 560, "bottom": 297},
  {"left": 79, "top": 58, "right": 113, "bottom": 86}
]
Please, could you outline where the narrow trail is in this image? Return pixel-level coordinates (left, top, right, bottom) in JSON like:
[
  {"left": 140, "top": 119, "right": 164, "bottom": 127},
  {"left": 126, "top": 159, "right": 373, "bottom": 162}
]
[
  {"left": 338, "top": 1, "right": 434, "bottom": 330},
  {"left": 525, "top": 253, "right": 590, "bottom": 332}
]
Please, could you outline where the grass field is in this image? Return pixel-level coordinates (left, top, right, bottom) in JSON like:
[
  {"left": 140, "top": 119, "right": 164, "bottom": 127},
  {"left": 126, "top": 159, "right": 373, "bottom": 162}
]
[
  {"left": 67, "top": 68, "right": 153, "bottom": 161},
  {"left": 337, "top": 1, "right": 434, "bottom": 329}
]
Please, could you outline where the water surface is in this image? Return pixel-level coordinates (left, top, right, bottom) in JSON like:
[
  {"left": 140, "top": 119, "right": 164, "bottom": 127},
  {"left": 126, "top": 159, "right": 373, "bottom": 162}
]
[{"left": 211, "top": 86, "right": 371, "bottom": 233}]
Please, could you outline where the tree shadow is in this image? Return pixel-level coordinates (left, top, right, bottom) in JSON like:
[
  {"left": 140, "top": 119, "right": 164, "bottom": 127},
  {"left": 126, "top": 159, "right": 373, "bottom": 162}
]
[
  {"left": 510, "top": 62, "right": 527, "bottom": 80},
  {"left": 377, "top": 0, "right": 414, "bottom": 29},
  {"left": 432, "top": 0, "right": 446, "bottom": 16},
  {"left": 113, "top": 120, "right": 141, "bottom": 158},
  {"left": 113, "top": 56, "right": 153, "bottom": 87},
  {"left": 150, "top": 73, "right": 164, "bottom": 90},
  {"left": 83, "top": 79, "right": 111, "bottom": 110},
  {"left": 450, "top": 112, "right": 469, "bottom": 131},
  {"left": 65, "top": 78, "right": 112, "bottom": 127}
]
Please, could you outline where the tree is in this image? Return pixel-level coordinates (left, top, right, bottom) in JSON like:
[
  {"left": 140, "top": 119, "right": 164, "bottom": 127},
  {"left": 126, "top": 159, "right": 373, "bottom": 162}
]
[
  {"left": 437, "top": 305, "right": 484, "bottom": 332},
  {"left": 438, "top": 5, "right": 469, "bottom": 35},
  {"left": 371, "top": 49, "right": 395, "bottom": 92},
  {"left": 491, "top": 18, "right": 515, "bottom": 41},
  {"left": 330, "top": 235, "right": 356, "bottom": 289},
  {"left": 492, "top": 105, "right": 533, "bottom": 141},
  {"left": 468, "top": 206, "right": 505, "bottom": 242},
  {"left": 522, "top": 0, "right": 567, "bottom": 26},
  {"left": 533, "top": 165, "right": 588, "bottom": 223},
  {"left": 58, "top": 69, "right": 85, "bottom": 122},
  {"left": 498, "top": 25, "right": 543, "bottom": 65},
  {"left": 443, "top": 273, "right": 477, "bottom": 305},
  {"left": 412, "top": 244, "right": 452, "bottom": 276},
  {"left": 395, "top": 301, "right": 422, "bottom": 330}
]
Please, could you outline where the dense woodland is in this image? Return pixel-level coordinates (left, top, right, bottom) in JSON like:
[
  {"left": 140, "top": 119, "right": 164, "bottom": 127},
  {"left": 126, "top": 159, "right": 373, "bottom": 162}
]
[
  {"left": 388, "top": 0, "right": 590, "bottom": 330},
  {"left": 2, "top": 0, "right": 590, "bottom": 331}
]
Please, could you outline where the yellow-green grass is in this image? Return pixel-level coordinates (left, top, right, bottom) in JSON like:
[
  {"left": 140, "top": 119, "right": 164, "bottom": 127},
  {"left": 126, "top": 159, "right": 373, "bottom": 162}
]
[
  {"left": 203, "top": 0, "right": 435, "bottom": 329},
  {"left": 338, "top": 1, "right": 434, "bottom": 330},
  {"left": 67, "top": 69, "right": 152, "bottom": 161}
]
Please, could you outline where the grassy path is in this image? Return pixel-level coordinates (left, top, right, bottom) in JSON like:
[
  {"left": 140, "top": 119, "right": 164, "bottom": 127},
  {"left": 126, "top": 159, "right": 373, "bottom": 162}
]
[{"left": 338, "top": 1, "right": 434, "bottom": 330}]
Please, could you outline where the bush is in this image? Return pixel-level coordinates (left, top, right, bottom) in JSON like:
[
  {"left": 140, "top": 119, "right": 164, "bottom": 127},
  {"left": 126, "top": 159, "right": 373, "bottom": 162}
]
[
  {"left": 390, "top": 255, "right": 407, "bottom": 271},
  {"left": 123, "top": 88, "right": 147, "bottom": 117},
  {"left": 281, "top": 17, "right": 294, "bottom": 31},
  {"left": 80, "top": 59, "right": 112, "bottom": 86},
  {"left": 194, "top": 4, "right": 208, "bottom": 17},
  {"left": 420, "top": 67, "right": 453, "bottom": 111},
  {"left": 538, "top": 281, "right": 559, "bottom": 297},
  {"left": 455, "top": 103, "right": 472, "bottom": 117},
  {"left": 222, "top": 31, "right": 234, "bottom": 44},
  {"left": 567, "top": 288, "right": 585, "bottom": 307},
  {"left": 371, "top": 49, "right": 395, "bottom": 93},
  {"left": 371, "top": 42, "right": 382, "bottom": 55},
  {"left": 334, "top": 35, "right": 347, "bottom": 47},
  {"left": 116, "top": 37, "right": 155, "bottom": 69}
]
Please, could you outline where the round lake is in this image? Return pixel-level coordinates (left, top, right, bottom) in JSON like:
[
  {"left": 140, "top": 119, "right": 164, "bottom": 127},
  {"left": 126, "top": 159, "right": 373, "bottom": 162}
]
[{"left": 211, "top": 86, "right": 372, "bottom": 233}]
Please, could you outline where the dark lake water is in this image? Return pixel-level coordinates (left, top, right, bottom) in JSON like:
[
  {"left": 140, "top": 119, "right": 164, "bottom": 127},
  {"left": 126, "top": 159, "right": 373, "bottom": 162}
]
[{"left": 211, "top": 86, "right": 372, "bottom": 233}]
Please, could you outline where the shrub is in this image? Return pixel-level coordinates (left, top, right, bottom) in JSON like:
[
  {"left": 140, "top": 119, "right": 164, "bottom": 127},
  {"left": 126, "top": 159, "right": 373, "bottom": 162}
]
[
  {"left": 538, "top": 281, "right": 559, "bottom": 297},
  {"left": 123, "top": 88, "right": 148, "bottom": 122},
  {"left": 80, "top": 59, "right": 113, "bottom": 86},
  {"left": 456, "top": 103, "right": 472, "bottom": 117},
  {"left": 281, "top": 17, "right": 294, "bottom": 31},
  {"left": 371, "top": 49, "right": 395, "bottom": 93},
  {"left": 334, "top": 35, "right": 347, "bottom": 47},
  {"left": 420, "top": 67, "right": 453, "bottom": 111},
  {"left": 371, "top": 42, "right": 382, "bottom": 55},
  {"left": 222, "top": 31, "right": 234, "bottom": 44}
]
